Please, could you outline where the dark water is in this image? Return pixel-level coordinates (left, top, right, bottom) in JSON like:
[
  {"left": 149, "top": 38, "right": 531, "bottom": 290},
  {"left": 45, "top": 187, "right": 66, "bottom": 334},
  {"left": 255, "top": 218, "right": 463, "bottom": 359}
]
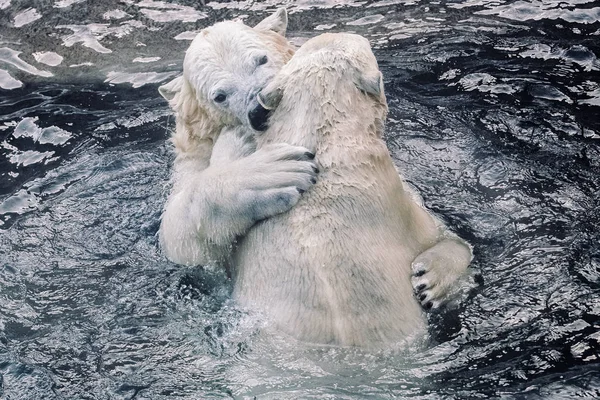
[{"left": 1, "top": 0, "right": 599, "bottom": 398}]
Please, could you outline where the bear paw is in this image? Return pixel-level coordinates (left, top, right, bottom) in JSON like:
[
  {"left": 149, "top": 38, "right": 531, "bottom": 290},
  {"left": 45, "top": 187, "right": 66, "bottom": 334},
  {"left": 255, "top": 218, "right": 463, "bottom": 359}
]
[
  {"left": 410, "top": 239, "right": 472, "bottom": 310},
  {"left": 411, "top": 261, "right": 449, "bottom": 310},
  {"left": 234, "top": 143, "right": 319, "bottom": 222}
]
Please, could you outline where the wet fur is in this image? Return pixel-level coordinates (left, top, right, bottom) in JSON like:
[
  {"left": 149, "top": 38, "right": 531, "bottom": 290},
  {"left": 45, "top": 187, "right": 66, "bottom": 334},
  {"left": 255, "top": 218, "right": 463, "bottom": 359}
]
[{"left": 232, "top": 34, "right": 472, "bottom": 347}]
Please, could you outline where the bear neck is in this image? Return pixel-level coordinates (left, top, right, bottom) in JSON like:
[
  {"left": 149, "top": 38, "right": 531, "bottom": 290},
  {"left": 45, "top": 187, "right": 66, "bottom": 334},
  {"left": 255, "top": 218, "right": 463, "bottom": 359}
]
[{"left": 261, "top": 83, "right": 387, "bottom": 170}]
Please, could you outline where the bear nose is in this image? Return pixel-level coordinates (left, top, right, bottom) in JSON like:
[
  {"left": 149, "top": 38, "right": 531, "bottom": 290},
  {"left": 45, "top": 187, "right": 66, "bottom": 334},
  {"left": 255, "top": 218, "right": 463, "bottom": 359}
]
[{"left": 248, "top": 102, "right": 271, "bottom": 132}]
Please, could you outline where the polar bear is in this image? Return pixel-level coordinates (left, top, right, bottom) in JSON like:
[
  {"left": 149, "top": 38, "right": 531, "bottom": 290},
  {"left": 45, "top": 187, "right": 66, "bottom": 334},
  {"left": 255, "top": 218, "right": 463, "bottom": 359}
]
[
  {"left": 158, "top": 9, "right": 318, "bottom": 268},
  {"left": 213, "top": 33, "right": 473, "bottom": 347}
]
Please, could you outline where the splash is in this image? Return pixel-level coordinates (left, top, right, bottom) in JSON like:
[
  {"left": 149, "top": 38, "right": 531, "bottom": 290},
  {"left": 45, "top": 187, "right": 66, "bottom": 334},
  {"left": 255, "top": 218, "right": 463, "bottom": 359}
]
[
  {"left": 0, "top": 47, "right": 53, "bottom": 77},
  {"left": 12, "top": 117, "right": 72, "bottom": 146}
]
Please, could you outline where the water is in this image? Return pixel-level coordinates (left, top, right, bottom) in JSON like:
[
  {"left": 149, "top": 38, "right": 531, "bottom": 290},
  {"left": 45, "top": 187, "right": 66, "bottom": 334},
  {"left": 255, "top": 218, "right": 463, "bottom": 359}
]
[{"left": 1, "top": 0, "right": 599, "bottom": 398}]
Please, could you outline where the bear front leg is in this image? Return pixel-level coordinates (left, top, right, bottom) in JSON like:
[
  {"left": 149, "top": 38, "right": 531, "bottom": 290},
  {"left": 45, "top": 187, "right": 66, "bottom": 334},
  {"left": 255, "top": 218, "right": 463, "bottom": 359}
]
[
  {"left": 159, "top": 137, "right": 318, "bottom": 267},
  {"left": 211, "top": 142, "right": 319, "bottom": 224},
  {"left": 210, "top": 127, "right": 319, "bottom": 222},
  {"left": 210, "top": 126, "right": 256, "bottom": 166},
  {"left": 411, "top": 237, "right": 473, "bottom": 309}
]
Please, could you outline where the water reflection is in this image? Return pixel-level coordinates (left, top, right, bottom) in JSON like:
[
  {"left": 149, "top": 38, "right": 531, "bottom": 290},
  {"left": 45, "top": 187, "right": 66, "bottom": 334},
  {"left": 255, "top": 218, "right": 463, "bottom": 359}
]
[{"left": 0, "top": 0, "right": 599, "bottom": 398}]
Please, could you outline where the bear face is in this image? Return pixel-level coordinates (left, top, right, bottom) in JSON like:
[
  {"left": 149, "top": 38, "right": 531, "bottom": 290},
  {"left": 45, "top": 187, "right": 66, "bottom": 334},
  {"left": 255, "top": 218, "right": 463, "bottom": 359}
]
[{"left": 159, "top": 9, "right": 295, "bottom": 154}]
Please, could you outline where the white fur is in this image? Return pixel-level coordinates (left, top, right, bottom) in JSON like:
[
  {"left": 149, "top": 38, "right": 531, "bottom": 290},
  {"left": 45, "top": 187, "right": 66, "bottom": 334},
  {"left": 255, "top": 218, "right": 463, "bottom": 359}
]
[
  {"left": 215, "top": 33, "right": 473, "bottom": 347},
  {"left": 158, "top": 9, "right": 318, "bottom": 267}
]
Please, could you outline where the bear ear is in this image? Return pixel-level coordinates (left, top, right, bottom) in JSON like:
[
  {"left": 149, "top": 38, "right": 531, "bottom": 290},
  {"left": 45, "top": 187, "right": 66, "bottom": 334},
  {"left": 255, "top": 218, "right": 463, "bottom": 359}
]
[
  {"left": 356, "top": 70, "right": 384, "bottom": 99},
  {"left": 257, "top": 79, "right": 283, "bottom": 110},
  {"left": 159, "top": 76, "right": 184, "bottom": 102},
  {"left": 254, "top": 8, "right": 288, "bottom": 36}
]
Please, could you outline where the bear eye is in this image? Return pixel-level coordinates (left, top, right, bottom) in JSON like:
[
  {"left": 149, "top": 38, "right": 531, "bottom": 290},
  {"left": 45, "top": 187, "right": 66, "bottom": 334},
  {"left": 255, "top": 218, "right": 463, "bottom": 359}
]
[
  {"left": 214, "top": 93, "right": 227, "bottom": 103},
  {"left": 257, "top": 55, "right": 268, "bottom": 66}
]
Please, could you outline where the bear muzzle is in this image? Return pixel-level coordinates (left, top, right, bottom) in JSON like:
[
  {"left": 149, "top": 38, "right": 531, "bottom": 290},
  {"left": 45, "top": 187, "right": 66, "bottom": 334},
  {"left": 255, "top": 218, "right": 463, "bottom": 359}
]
[{"left": 248, "top": 97, "right": 272, "bottom": 132}]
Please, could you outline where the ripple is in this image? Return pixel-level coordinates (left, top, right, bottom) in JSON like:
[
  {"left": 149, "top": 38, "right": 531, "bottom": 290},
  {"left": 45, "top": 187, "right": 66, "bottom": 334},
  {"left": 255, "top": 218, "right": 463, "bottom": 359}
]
[
  {"left": 346, "top": 14, "right": 385, "bottom": 26},
  {"left": 12, "top": 7, "right": 42, "bottom": 27},
  {"left": 12, "top": 117, "right": 72, "bottom": 145},
  {"left": 0, "top": 69, "right": 22, "bottom": 90},
  {"left": 0, "top": 0, "right": 599, "bottom": 398},
  {"left": 315, "top": 23, "right": 337, "bottom": 31},
  {"left": 137, "top": 0, "right": 207, "bottom": 23},
  {"left": 54, "top": 0, "right": 86, "bottom": 7},
  {"left": 477, "top": 1, "right": 600, "bottom": 24},
  {"left": 7, "top": 149, "right": 56, "bottom": 166},
  {"left": 580, "top": 87, "right": 600, "bottom": 106},
  {"left": 0, "top": 47, "right": 52, "bottom": 77},
  {"left": 520, "top": 44, "right": 600, "bottom": 72},
  {"left": 456, "top": 73, "right": 519, "bottom": 94},
  {"left": 105, "top": 71, "right": 177, "bottom": 88},
  {"left": 174, "top": 31, "right": 198, "bottom": 40},
  {"left": 103, "top": 9, "right": 131, "bottom": 20},
  {"left": 529, "top": 84, "right": 573, "bottom": 103},
  {"left": 132, "top": 56, "right": 161, "bottom": 63},
  {"left": 32, "top": 51, "right": 64, "bottom": 67},
  {"left": 207, "top": 0, "right": 367, "bottom": 13},
  {"left": 0, "top": 188, "right": 39, "bottom": 215},
  {"left": 56, "top": 22, "right": 144, "bottom": 54}
]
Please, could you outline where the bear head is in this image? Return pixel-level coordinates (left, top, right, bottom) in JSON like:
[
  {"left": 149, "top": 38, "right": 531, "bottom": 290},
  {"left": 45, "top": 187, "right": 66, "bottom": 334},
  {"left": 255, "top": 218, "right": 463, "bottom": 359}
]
[
  {"left": 159, "top": 8, "right": 295, "bottom": 154},
  {"left": 251, "top": 33, "right": 388, "bottom": 141}
]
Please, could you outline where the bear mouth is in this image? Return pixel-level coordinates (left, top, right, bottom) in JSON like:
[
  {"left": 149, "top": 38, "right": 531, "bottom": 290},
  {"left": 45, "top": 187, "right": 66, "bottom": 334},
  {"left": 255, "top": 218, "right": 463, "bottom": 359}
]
[{"left": 248, "top": 101, "right": 272, "bottom": 131}]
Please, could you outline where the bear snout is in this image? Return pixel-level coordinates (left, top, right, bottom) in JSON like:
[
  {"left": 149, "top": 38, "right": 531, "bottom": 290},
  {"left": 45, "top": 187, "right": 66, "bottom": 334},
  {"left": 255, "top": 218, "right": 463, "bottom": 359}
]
[{"left": 248, "top": 102, "right": 272, "bottom": 132}]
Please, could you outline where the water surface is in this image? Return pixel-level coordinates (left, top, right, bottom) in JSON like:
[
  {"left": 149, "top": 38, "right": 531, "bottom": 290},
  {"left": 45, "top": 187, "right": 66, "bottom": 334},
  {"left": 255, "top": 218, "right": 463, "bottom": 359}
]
[{"left": 1, "top": 0, "right": 599, "bottom": 398}]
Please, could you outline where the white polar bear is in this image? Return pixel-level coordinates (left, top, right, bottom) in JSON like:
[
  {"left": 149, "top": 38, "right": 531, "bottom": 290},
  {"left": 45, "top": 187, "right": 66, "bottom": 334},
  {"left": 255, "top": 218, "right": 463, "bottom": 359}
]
[
  {"left": 158, "top": 9, "right": 318, "bottom": 268},
  {"left": 212, "top": 33, "right": 473, "bottom": 347}
]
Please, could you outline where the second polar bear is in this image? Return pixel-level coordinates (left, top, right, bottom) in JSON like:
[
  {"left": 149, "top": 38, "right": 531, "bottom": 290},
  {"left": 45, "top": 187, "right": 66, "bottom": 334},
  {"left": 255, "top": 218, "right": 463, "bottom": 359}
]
[{"left": 213, "top": 33, "right": 473, "bottom": 347}]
